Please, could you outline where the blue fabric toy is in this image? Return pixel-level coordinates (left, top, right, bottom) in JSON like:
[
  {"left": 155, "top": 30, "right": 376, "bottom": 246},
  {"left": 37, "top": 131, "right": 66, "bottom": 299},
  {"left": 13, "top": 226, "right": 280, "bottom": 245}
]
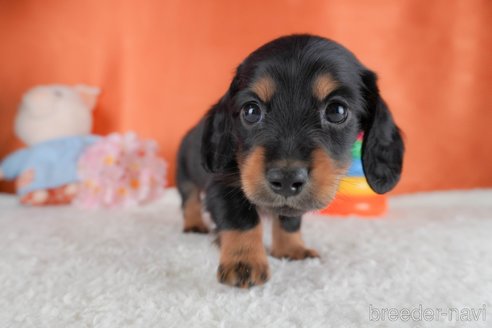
[{"left": 1, "top": 135, "right": 99, "bottom": 196}]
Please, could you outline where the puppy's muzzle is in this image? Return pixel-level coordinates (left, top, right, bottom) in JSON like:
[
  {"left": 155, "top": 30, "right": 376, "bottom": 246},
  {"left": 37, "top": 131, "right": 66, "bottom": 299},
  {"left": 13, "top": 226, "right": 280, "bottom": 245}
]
[{"left": 266, "top": 167, "right": 308, "bottom": 198}]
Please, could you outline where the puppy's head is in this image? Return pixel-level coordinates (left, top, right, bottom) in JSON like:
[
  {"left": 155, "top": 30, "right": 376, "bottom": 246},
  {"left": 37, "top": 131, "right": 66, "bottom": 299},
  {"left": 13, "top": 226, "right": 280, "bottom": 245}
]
[{"left": 202, "top": 35, "right": 404, "bottom": 216}]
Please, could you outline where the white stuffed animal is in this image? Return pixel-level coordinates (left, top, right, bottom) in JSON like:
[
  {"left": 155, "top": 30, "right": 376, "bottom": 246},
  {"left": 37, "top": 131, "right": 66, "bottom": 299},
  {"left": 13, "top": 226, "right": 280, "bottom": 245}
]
[{"left": 0, "top": 84, "right": 100, "bottom": 205}]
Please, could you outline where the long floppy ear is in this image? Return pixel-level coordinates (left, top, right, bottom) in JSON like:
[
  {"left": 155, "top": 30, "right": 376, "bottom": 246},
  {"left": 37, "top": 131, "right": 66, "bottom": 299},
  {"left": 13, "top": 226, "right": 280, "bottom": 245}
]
[
  {"left": 360, "top": 70, "right": 404, "bottom": 194},
  {"left": 201, "top": 76, "right": 241, "bottom": 173}
]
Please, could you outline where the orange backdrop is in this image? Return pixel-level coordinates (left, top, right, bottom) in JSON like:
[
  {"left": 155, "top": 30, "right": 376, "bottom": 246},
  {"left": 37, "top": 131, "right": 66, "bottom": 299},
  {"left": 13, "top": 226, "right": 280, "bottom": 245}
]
[{"left": 1, "top": 0, "right": 491, "bottom": 194}]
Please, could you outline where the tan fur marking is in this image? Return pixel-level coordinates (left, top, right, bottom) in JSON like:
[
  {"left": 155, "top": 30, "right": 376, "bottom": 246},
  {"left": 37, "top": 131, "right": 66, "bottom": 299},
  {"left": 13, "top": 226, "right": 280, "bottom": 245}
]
[
  {"left": 240, "top": 147, "right": 266, "bottom": 200},
  {"left": 271, "top": 216, "right": 320, "bottom": 260},
  {"left": 251, "top": 76, "right": 276, "bottom": 102},
  {"left": 183, "top": 189, "right": 208, "bottom": 233},
  {"left": 218, "top": 224, "right": 270, "bottom": 287},
  {"left": 310, "top": 148, "right": 345, "bottom": 206},
  {"left": 313, "top": 74, "right": 337, "bottom": 100}
]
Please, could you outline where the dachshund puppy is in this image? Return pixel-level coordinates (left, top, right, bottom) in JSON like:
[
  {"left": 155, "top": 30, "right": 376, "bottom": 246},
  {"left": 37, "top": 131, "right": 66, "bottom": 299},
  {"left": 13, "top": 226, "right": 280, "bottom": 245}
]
[{"left": 176, "top": 35, "right": 404, "bottom": 288}]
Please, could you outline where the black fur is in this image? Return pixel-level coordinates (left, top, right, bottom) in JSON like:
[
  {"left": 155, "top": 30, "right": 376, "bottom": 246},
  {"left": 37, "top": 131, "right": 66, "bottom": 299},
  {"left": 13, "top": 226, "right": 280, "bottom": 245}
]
[
  {"left": 279, "top": 216, "right": 302, "bottom": 232},
  {"left": 177, "top": 34, "right": 404, "bottom": 244},
  {"left": 360, "top": 70, "right": 405, "bottom": 193},
  {"left": 205, "top": 179, "right": 260, "bottom": 230}
]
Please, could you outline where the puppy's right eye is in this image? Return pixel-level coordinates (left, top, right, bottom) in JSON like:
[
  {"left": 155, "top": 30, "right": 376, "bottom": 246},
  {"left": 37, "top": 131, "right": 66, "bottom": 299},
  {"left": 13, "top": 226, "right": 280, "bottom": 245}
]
[{"left": 241, "top": 102, "right": 263, "bottom": 125}]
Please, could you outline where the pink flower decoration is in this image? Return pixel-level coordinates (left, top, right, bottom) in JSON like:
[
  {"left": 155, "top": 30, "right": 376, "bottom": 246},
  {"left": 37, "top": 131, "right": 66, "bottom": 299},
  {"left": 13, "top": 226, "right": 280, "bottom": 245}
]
[{"left": 75, "top": 132, "right": 167, "bottom": 208}]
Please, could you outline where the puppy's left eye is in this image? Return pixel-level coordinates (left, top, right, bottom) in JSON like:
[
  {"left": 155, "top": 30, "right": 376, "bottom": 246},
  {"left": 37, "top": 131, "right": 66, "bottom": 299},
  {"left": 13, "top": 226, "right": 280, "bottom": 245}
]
[
  {"left": 241, "top": 102, "right": 263, "bottom": 125},
  {"left": 325, "top": 102, "right": 348, "bottom": 124}
]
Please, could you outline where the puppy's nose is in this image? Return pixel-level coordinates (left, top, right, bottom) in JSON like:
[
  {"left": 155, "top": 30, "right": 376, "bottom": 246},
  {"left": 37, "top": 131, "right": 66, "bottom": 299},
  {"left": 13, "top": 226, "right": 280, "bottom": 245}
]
[{"left": 266, "top": 167, "right": 308, "bottom": 197}]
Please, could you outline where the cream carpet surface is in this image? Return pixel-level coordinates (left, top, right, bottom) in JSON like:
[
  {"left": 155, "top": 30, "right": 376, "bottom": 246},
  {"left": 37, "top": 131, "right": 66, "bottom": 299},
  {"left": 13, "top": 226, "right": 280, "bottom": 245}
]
[{"left": 0, "top": 189, "right": 491, "bottom": 328}]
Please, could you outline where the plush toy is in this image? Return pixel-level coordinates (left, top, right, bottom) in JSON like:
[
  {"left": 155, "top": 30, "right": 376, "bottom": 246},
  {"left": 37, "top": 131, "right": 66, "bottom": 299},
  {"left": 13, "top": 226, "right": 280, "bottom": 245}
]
[
  {"left": 0, "top": 84, "right": 168, "bottom": 208},
  {"left": 0, "top": 84, "right": 100, "bottom": 205}
]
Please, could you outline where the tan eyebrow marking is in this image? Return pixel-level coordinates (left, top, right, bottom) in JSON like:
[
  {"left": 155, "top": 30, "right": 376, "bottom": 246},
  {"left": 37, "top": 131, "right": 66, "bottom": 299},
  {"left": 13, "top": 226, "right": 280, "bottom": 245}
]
[
  {"left": 250, "top": 76, "right": 276, "bottom": 102},
  {"left": 312, "top": 74, "right": 338, "bottom": 100}
]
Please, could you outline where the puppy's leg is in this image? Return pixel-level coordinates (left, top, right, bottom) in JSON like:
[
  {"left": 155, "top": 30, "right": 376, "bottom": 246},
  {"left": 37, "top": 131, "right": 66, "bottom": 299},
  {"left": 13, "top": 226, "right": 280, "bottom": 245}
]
[
  {"left": 181, "top": 187, "right": 208, "bottom": 233},
  {"left": 207, "top": 183, "right": 269, "bottom": 288},
  {"left": 271, "top": 216, "right": 320, "bottom": 260},
  {"left": 217, "top": 224, "right": 270, "bottom": 288},
  {"left": 176, "top": 143, "right": 209, "bottom": 233}
]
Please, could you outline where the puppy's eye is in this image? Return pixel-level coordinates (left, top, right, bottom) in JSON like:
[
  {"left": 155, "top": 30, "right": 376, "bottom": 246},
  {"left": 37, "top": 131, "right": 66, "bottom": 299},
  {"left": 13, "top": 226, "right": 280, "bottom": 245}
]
[
  {"left": 325, "top": 102, "right": 348, "bottom": 124},
  {"left": 241, "top": 102, "right": 263, "bottom": 125}
]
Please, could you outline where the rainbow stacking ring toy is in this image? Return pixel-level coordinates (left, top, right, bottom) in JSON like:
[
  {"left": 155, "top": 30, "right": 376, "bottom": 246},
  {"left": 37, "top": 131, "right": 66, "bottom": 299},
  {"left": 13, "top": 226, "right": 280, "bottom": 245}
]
[{"left": 320, "top": 133, "right": 387, "bottom": 217}]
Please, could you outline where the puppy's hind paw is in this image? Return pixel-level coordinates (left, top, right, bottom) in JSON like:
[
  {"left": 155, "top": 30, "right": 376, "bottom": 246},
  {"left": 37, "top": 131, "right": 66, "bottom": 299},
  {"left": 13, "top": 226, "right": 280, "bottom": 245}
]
[{"left": 183, "top": 224, "right": 209, "bottom": 234}]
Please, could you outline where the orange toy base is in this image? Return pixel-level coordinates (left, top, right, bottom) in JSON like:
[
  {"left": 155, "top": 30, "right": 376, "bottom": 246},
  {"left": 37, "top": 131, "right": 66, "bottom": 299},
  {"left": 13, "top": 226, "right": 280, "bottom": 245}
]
[{"left": 319, "top": 194, "right": 387, "bottom": 218}]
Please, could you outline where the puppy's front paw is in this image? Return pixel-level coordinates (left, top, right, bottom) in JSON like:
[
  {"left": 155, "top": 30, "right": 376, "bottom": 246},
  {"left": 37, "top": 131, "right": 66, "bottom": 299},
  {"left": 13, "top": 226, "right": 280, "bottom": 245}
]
[
  {"left": 271, "top": 246, "right": 320, "bottom": 260},
  {"left": 217, "top": 259, "right": 270, "bottom": 288},
  {"left": 218, "top": 226, "right": 269, "bottom": 288}
]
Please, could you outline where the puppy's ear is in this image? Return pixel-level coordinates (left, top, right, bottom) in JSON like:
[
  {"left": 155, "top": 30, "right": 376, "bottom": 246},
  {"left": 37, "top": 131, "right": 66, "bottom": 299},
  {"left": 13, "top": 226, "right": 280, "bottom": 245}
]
[
  {"left": 360, "top": 70, "right": 404, "bottom": 194},
  {"left": 201, "top": 77, "right": 240, "bottom": 173}
]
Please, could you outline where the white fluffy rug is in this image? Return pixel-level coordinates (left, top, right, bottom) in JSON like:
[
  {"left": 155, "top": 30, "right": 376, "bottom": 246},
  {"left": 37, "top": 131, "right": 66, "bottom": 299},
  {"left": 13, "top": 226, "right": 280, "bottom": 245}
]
[{"left": 0, "top": 189, "right": 491, "bottom": 328}]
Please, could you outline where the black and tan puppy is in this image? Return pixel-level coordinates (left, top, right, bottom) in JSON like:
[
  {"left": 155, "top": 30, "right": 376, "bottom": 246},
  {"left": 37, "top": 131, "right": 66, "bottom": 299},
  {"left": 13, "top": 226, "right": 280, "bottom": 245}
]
[{"left": 176, "top": 35, "right": 404, "bottom": 288}]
